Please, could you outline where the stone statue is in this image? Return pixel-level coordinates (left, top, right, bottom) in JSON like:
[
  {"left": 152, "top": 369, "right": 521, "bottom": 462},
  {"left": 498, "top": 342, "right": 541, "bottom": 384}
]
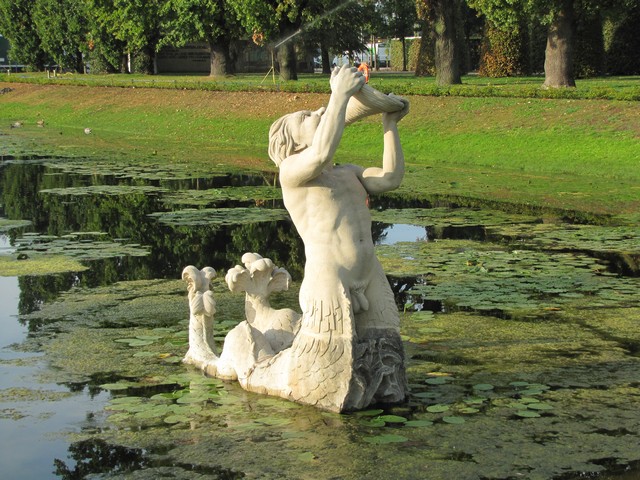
[
  {"left": 225, "top": 252, "right": 301, "bottom": 352},
  {"left": 183, "top": 65, "right": 409, "bottom": 412},
  {"left": 182, "top": 266, "right": 218, "bottom": 366}
]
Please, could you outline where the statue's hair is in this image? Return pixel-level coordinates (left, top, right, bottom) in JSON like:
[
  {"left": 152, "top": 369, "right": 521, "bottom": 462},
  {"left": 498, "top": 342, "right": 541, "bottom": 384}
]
[{"left": 268, "top": 111, "right": 307, "bottom": 166}]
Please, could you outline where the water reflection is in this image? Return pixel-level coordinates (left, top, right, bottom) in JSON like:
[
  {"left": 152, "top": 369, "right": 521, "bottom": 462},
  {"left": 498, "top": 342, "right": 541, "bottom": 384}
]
[
  {"left": 53, "top": 438, "right": 149, "bottom": 479},
  {"left": 1, "top": 160, "right": 304, "bottom": 322},
  {"left": 376, "top": 224, "right": 428, "bottom": 245}
]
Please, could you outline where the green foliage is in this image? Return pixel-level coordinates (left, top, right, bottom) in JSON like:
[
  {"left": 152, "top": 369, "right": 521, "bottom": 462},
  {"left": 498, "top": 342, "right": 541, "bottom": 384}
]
[
  {"left": 603, "top": 4, "right": 640, "bottom": 75},
  {"left": 478, "top": 21, "right": 526, "bottom": 77},
  {"left": 390, "top": 38, "right": 421, "bottom": 72},
  {"left": 88, "top": 0, "right": 167, "bottom": 74},
  {"left": 32, "top": 0, "right": 87, "bottom": 73},
  {"left": 0, "top": 0, "right": 50, "bottom": 69},
  {"left": 574, "top": 9, "right": 605, "bottom": 78}
]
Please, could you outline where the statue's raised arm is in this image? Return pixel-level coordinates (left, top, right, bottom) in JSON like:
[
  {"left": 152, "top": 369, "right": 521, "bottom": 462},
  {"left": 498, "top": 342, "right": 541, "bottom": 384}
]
[
  {"left": 359, "top": 95, "right": 410, "bottom": 195},
  {"left": 271, "top": 64, "right": 365, "bottom": 187}
]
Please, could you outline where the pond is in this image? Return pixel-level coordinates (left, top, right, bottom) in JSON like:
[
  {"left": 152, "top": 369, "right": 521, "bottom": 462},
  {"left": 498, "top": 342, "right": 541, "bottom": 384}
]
[{"left": 1, "top": 154, "right": 639, "bottom": 480}]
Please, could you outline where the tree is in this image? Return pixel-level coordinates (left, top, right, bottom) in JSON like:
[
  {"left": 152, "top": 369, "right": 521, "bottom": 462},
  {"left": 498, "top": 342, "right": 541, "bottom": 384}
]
[
  {"left": 541, "top": 0, "right": 575, "bottom": 87},
  {"left": 467, "top": 0, "right": 636, "bottom": 87},
  {"left": 84, "top": 0, "right": 129, "bottom": 73},
  {"left": 90, "top": 0, "right": 167, "bottom": 74},
  {"left": 603, "top": 1, "right": 640, "bottom": 75},
  {"left": 378, "top": 0, "right": 417, "bottom": 71},
  {"left": 227, "top": 0, "right": 297, "bottom": 80},
  {"left": 161, "top": 0, "right": 242, "bottom": 76},
  {"left": 306, "top": 0, "right": 374, "bottom": 74},
  {"left": 479, "top": 18, "right": 527, "bottom": 77},
  {"left": 229, "top": 0, "right": 369, "bottom": 81},
  {"left": 0, "top": 0, "right": 49, "bottom": 70},
  {"left": 416, "top": 0, "right": 464, "bottom": 85},
  {"left": 32, "top": 0, "right": 87, "bottom": 73}
]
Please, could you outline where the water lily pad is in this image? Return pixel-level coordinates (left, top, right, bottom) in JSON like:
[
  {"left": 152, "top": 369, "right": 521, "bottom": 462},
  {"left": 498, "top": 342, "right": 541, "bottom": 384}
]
[
  {"left": 442, "top": 416, "right": 465, "bottom": 424},
  {"left": 405, "top": 420, "right": 434, "bottom": 427},
  {"left": 107, "top": 412, "right": 132, "bottom": 423},
  {"left": 354, "top": 408, "right": 385, "bottom": 417},
  {"left": 176, "top": 393, "right": 208, "bottom": 404},
  {"left": 359, "top": 418, "right": 386, "bottom": 428},
  {"left": 515, "top": 410, "right": 541, "bottom": 418},
  {"left": 473, "top": 384, "right": 494, "bottom": 391},
  {"left": 427, "top": 404, "right": 450, "bottom": 413},
  {"left": 134, "top": 405, "right": 171, "bottom": 419},
  {"left": 459, "top": 407, "right": 480, "bottom": 414},
  {"left": 378, "top": 415, "right": 408, "bottom": 424},
  {"left": 132, "top": 351, "right": 157, "bottom": 358},
  {"left": 164, "top": 414, "right": 192, "bottom": 424},
  {"left": 425, "top": 376, "right": 450, "bottom": 385},
  {"left": 148, "top": 207, "right": 288, "bottom": 227},
  {"left": 100, "top": 382, "right": 133, "bottom": 391},
  {"left": 108, "top": 396, "right": 144, "bottom": 405}
]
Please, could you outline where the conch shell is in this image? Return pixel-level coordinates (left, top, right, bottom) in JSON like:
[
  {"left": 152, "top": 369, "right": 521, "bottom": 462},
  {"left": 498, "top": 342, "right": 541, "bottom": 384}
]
[{"left": 345, "top": 84, "right": 406, "bottom": 125}]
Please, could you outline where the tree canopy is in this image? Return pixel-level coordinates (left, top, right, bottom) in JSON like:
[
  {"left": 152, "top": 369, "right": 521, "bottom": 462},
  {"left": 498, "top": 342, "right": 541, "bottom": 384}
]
[{"left": 1, "top": 0, "right": 638, "bottom": 82}]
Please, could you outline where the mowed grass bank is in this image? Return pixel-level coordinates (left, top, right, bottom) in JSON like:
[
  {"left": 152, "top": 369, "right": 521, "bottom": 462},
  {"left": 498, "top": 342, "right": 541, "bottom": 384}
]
[{"left": 1, "top": 81, "right": 638, "bottom": 222}]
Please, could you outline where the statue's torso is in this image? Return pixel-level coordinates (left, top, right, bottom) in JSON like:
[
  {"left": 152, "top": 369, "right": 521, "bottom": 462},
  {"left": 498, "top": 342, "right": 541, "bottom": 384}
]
[{"left": 282, "top": 165, "right": 375, "bottom": 284}]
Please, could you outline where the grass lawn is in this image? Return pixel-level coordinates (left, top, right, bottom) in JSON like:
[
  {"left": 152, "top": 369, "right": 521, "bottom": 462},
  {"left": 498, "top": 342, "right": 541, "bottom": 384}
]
[{"left": 1, "top": 75, "right": 638, "bottom": 223}]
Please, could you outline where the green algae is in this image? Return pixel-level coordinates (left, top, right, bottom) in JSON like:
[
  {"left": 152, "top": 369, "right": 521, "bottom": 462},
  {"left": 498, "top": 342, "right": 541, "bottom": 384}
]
[
  {"left": 20, "top": 278, "right": 192, "bottom": 330},
  {"left": 0, "top": 253, "right": 89, "bottom": 276},
  {"left": 19, "top": 273, "right": 640, "bottom": 479},
  {"left": 0, "top": 386, "right": 72, "bottom": 405}
]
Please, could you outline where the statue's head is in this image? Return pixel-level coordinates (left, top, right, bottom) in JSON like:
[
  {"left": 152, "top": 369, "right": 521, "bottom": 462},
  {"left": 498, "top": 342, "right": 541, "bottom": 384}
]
[{"left": 268, "top": 107, "right": 325, "bottom": 166}]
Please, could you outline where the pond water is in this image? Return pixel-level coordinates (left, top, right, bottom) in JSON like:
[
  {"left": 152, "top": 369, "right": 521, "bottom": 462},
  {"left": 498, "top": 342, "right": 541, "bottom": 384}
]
[{"left": 1, "top": 155, "right": 639, "bottom": 479}]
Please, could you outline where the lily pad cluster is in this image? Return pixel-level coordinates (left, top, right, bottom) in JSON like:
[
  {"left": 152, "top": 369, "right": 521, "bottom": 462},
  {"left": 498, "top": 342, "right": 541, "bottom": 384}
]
[
  {"left": 162, "top": 186, "right": 282, "bottom": 207},
  {"left": 39, "top": 185, "right": 166, "bottom": 196},
  {"left": 148, "top": 207, "right": 288, "bottom": 227},
  {"left": 0, "top": 218, "right": 32, "bottom": 233},
  {"left": 379, "top": 239, "right": 640, "bottom": 318},
  {"left": 41, "top": 159, "right": 228, "bottom": 182},
  {"left": 372, "top": 207, "right": 540, "bottom": 230},
  {"left": 104, "top": 374, "right": 232, "bottom": 426},
  {"left": 14, "top": 232, "right": 149, "bottom": 261}
]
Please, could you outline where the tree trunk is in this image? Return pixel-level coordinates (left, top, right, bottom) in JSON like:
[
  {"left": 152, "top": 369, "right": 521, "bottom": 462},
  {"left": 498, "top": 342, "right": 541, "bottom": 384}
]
[
  {"left": 74, "top": 50, "right": 84, "bottom": 74},
  {"left": 433, "top": 0, "right": 462, "bottom": 85},
  {"left": 138, "top": 45, "right": 155, "bottom": 75},
  {"left": 276, "top": 40, "right": 297, "bottom": 81},
  {"left": 321, "top": 44, "right": 331, "bottom": 74},
  {"left": 120, "top": 54, "right": 129, "bottom": 74},
  {"left": 543, "top": 0, "right": 576, "bottom": 88},
  {"left": 401, "top": 36, "right": 407, "bottom": 71},
  {"left": 209, "top": 40, "right": 232, "bottom": 77}
]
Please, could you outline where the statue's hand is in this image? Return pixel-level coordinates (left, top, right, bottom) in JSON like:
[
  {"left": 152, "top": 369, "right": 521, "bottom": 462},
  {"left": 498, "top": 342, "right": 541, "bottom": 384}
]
[
  {"left": 330, "top": 64, "right": 365, "bottom": 98},
  {"left": 383, "top": 95, "right": 410, "bottom": 124}
]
